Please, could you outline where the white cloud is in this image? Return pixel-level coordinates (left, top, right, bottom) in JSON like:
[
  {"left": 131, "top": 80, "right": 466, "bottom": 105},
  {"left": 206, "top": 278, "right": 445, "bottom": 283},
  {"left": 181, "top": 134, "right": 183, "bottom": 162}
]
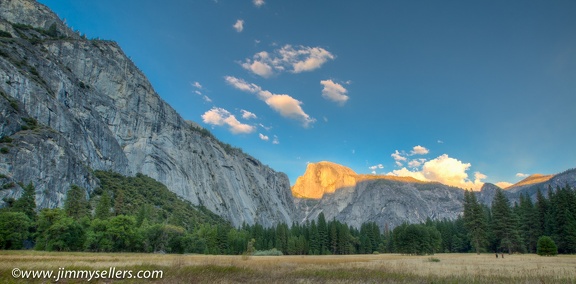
[
  {"left": 437, "top": 140, "right": 444, "bottom": 144},
  {"left": 496, "top": 181, "right": 513, "bottom": 189},
  {"left": 245, "top": 60, "right": 273, "bottom": 78},
  {"left": 192, "top": 82, "right": 203, "bottom": 89},
  {"left": 369, "top": 164, "right": 384, "bottom": 171},
  {"left": 191, "top": 81, "right": 212, "bottom": 102},
  {"left": 408, "top": 159, "right": 426, "bottom": 168},
  {"left": 259, "top": 123, "right": 272, "bottom": 131},
  {"left": 253, "top": 0, "right": 265, "bottom": 7},
  {"left": 225, "top": 76, "right": 315, "bottom": 127},
  {"left": 241, "top": 109, "right": 257, "bottom": 120},
  {"left": 241, "top": 45, "right": 334, "bottom": 77},
  {"left": 387, "top": 154, "right": 486, "bottom": 190},
  {"left": 388, "top": 167, "right": 427, "bottom": 181},
  {"left": 410, "top": 145, "right": 429, "bottom": 155},
  {"left": 233, "top": 19, "right": 244, "bottom": 32},
  {"left": 320, "top": 80, "right": 349, "bottom": 105},
  {"left": 516, "top": 173, "right": 529, "bottom": 178},
  {"left": 259, "top": 133, "right": 269, "bottom": 141},
  {"left": 390, "top": 150, "right": 406, "bottom": 163},
  {"left": 272, "top": 135, "right": 280, "bottom": 144},
  {"left": 201, "top": 107, "right": 255, "bottom": 134}
]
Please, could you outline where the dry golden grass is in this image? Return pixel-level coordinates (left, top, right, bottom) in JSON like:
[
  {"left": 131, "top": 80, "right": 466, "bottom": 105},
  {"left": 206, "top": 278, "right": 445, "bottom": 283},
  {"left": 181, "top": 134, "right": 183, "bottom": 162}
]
[{"left": 1, "top": 251, "right": 575, "bottom": 283}]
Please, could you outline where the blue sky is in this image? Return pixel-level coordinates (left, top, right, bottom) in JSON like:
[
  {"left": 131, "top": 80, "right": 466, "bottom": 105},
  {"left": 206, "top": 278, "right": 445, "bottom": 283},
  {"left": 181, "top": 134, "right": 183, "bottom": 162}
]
[{"left": 39, "top": 0, "right": 576, "bottom": 189}]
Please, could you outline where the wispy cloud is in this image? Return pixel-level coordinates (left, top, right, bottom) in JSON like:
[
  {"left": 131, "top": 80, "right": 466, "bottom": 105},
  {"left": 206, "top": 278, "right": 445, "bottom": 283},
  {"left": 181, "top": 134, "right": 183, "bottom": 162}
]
[
  {"left": 272, "top": 135, "right": 280, "bottom": 144},
  {"left": 369, "top": 164, "right": 384, "bottom": 174},
  {"left": 259, "top": 133, "right": 269, "bottom": 141},
  {"left": 191, "top": 81, "right": 212, "bottom": 102},
  {"left": 241, "top": 109, "right": 257, "bottom": 120},
  {"left": 241, "top": 45, "right": 335, "bottom": 77},
  {"left": 233, "top": 19, "right": 244, "bottom": 32},
  {"left": 201, "top": 107, "right": 255, "bottom": 134},
  {"left": 320, "top": 80, "right": 349, "bottom": 105},
  {"left": 391, "top": 150, "right": 407, "bottom": 166},
  {"left": 253, "top": 0, "right": 265, "bottom": 7},
  {"left": 516, "top": 173, "right": 529, "bottom": 178},
  {"left": 225, "top": 76, "right": 315, "bottom": 127},
  {"left": 259, "top": 123, "right": 272, "bottom": 131}
]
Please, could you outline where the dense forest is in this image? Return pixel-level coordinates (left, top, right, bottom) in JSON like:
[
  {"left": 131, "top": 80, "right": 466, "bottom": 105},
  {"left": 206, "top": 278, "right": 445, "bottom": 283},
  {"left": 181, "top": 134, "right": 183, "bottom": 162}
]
[{"left": 1, "top": 171, "right": 574, "bottom": 256}]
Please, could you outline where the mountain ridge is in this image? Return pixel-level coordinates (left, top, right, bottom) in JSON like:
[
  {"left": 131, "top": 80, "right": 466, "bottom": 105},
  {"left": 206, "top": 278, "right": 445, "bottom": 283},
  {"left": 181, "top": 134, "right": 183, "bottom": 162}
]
[
  {"left": 292, "top": 161, "right": 427, "bottom": 199},
  {"left": 293, "top": 161, "right": 576, "bottom": 230},
  {"left": 0, "top": 0, "right": 295, "bottom": 227}
]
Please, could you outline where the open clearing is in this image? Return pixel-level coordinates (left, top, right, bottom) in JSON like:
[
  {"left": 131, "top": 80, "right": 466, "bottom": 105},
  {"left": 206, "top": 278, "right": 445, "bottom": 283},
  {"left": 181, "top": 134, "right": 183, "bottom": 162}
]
[{"left": 1, "top": 251, "right": 575, "bottom": 283}]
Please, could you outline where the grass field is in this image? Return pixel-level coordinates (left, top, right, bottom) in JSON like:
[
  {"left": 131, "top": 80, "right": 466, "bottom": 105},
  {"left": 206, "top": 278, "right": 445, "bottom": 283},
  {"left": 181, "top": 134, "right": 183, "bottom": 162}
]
[{"left": 1, "top": 251, "right": 575, "bottom": 283}]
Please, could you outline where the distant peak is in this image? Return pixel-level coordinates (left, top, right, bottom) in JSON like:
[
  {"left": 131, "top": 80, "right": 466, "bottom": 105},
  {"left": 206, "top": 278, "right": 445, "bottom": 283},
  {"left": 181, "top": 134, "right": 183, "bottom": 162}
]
[
  {"left": 292, "top": 161, "right": 426, "bottom": 199},
  {"left": 508, "top": 173, "right": 553, "bottom": 189}
]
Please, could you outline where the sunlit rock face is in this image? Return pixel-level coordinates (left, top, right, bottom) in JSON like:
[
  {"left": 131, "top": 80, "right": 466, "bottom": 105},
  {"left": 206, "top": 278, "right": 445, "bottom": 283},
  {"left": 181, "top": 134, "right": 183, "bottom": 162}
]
[
  {"left": 292, "top": 161, "right": 358, "bottom": 199},
  {"left": 0, "top": 0, "right": 295, "bottom": 227},
  {"left": 292, "top": 161, "right": 465, "bottom": 230}
]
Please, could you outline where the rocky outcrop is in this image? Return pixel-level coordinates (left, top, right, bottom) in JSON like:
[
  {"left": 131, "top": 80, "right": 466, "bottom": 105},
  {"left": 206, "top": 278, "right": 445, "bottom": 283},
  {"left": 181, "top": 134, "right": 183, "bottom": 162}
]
[
  {"left": 293, "top": 162, "right": 465, "bottom": 230},
  {"left": 0, "top": 0, "right": 294, "bottom": 227},
  {"left": 292, "top": 161, "right": 358, "bottom": 199}
]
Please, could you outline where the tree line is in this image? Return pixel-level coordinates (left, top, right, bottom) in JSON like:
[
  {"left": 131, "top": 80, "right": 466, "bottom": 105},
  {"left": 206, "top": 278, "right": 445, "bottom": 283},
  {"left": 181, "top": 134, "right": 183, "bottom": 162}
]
[{"left": 1, "top": 171, "right": 574, "bottom": 256}]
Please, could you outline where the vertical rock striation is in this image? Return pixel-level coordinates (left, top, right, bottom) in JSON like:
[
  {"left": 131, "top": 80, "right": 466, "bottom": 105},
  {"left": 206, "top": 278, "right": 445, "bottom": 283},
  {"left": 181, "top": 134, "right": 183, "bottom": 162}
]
[{"left": 0, "top": 0, "right": 294, "bottom": 227}]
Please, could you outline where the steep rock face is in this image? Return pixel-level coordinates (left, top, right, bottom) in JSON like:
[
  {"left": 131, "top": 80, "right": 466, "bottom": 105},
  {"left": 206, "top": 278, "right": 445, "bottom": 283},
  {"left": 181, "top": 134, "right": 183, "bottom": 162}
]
[
  {"left": 293, "top": 162, "right": 464, "bottom": 230},
  {"left": 292, "top": 161, "right": 358, "bottom": 199},
  {"left": 0, "top": 0, "right": 294, "bottom": 227}
]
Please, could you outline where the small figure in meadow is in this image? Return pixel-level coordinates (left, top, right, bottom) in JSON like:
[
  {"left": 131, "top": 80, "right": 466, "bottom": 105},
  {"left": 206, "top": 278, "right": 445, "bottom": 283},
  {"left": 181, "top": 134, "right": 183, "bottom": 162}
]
[{"left": 495, "top": 253, "right": 498, "bottom": 258}]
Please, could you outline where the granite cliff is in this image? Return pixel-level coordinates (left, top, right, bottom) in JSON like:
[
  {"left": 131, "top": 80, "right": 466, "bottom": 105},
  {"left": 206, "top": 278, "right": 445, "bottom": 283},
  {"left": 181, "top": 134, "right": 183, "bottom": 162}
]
[
  {"left": 293, "top": 162, "right": 576, "bottom": 230},
  {"left": 293, "top": 161, "right": 465, "bottom": 229},
  {"left": 0, "top": 0, "right": 295, "bottom": 227}
]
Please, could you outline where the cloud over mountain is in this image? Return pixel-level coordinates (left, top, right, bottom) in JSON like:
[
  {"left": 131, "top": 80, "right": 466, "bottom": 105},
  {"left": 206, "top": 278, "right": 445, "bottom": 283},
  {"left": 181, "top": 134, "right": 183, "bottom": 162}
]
[
  {"left": 201, "top": 107, "right": 255, "bottom": 134},
  {"left": 388, "top": 154, "right": 486, "bottom": 190}
]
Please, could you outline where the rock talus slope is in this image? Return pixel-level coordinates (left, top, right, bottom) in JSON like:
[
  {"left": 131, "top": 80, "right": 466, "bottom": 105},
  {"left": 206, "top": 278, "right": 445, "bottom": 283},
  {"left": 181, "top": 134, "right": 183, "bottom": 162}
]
[{"left": 0, "top": 0, "right": 294, "bottom": 227}]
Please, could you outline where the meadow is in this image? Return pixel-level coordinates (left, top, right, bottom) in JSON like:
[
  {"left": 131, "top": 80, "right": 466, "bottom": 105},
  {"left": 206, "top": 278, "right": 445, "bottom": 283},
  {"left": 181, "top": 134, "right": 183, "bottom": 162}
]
[{"left": 1, "top": 251, "right": 575, "bottom": 283}]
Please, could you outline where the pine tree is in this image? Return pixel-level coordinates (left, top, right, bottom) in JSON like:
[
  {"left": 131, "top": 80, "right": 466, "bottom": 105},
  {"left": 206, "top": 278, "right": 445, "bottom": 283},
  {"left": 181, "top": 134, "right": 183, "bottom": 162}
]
[
  {"left": 517, "top": 193, "right": 538, "bottom": 253},
  {"left": 64, "top": 185, "right": 90, "bottom": 220},
  {"left": 463, "top": 190, "right": 487, "bottom": 254},
  {"left": 491, "top": 189, "right": 522, "bottom": 253},
  {"left": 317, "top": 213, "right": 328, "bottom": 254},
  {"left": 94, "top": 190, "right": 111, "bottom": 220},
  {"left": 13, "top": 182, "right": 36, "bottom": 221},
  {"left": 535, "top": 189, "right": 548, "bottom": 238},
  {"left": 308, "top": 220, "right": 320, "bottom": 254}
]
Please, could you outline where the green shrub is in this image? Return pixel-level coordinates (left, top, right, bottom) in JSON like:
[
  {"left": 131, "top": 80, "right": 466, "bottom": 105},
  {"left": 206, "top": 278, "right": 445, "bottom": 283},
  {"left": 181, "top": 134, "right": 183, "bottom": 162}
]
[
  {"left": 537, "top": 236, "right": 558, "bottom": 256},
  {"left": 0, "top": 30, "right": 12, "bottom": 38},
  {"left": 2, "top": 182, "right": 15, "bottom": 189},
  {"left": 0, "top": 147, "right": 9, "bottom": 154},
  {"left": 0, "top": 136, "right": 13, "bottom": 143},
  {"left": 252, "top": 248, "right": 283, "bottom": 256}
]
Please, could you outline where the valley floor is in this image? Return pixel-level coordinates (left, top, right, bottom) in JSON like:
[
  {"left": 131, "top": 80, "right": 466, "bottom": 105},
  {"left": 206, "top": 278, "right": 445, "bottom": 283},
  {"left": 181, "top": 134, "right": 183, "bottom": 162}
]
[{"left": 1, "top": 251, "right": 575, "bottom": 283}]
